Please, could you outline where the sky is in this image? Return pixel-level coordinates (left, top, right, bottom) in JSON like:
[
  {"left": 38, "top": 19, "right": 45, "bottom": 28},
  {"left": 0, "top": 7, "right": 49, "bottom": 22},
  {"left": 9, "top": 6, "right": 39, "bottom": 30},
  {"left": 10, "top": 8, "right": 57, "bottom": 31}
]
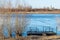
[
  {"left": 25, "top": 0, "right": 60, "bottom": 9},
  {"left": 0, "top": 0, "right": 60, "bottom": 9}
]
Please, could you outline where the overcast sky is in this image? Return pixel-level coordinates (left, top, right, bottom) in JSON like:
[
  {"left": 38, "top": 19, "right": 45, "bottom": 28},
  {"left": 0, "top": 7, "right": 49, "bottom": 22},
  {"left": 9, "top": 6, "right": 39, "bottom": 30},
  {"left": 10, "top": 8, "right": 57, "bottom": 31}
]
[{"left": 0, "top": 0, "right": 60, "bottom": 9}]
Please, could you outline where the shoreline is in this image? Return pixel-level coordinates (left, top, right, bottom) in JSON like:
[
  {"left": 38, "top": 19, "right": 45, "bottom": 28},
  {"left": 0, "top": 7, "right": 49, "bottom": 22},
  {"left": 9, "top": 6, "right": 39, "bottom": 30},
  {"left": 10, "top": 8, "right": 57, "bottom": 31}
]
[
  {"left": 0, "top": 10, "right": 60, "bottom": 14},
  {"left": 0, "top": 11, "right": 60, "bottom": 14}
]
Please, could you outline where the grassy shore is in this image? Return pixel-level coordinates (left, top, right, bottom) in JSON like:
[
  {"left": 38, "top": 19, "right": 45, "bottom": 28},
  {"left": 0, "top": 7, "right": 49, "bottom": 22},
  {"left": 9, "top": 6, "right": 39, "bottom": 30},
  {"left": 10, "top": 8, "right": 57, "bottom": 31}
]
[
  {"left": 0, "top": 10, "right": 60, "bottom": 14},
  {"left": 0, "top": 35, "right": 60, "bottom": 40}
]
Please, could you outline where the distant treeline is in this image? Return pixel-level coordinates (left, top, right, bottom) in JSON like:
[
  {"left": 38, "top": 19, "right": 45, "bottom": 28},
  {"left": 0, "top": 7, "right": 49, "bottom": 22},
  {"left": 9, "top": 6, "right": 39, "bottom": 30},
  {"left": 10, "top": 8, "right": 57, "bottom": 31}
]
[{"left": 0, "top": 8, "right": 60, "bottom": 12}]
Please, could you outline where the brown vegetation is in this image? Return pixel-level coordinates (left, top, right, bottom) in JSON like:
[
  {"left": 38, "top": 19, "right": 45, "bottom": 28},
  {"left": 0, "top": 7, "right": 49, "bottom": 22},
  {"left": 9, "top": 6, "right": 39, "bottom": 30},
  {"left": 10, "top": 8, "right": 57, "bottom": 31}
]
[
  {"left": 0, "top": 8, "right": 60, "bottom": 13},
  {"left": 0, "top": 0, "right": 60, "bottom": 14}
]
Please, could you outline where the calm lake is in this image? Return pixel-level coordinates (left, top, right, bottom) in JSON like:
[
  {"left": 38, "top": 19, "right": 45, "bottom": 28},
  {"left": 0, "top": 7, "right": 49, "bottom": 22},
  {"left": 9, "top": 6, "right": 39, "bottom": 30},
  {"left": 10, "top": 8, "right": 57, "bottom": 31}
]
[{"left": 0, "top": 13, "right": 60, "bottom": 36}]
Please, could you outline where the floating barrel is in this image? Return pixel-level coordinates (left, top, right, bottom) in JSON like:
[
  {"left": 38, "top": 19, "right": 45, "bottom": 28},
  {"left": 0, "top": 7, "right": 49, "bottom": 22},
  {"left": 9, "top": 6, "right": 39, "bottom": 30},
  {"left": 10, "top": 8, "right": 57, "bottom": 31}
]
[
  {"left": 10, "top": 31, "right": 16, "bottom": 38},
  {"left": 22, "top": 32, "right": 27, "bottom": 37},
  {"left": 2, "top": 27, "right": 9, "bottom": 38}
]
